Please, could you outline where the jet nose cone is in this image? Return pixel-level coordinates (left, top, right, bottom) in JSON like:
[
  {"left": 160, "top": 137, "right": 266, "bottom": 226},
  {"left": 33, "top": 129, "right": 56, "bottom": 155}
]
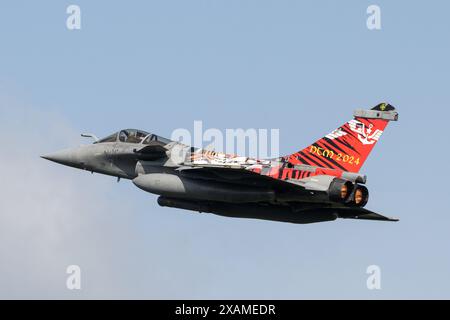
[
  {"left": 41, "top": 154, "right": 55, "bottom": 161},
  {"left": 41, "top": 149, "right": 77, "bottom": 167}
]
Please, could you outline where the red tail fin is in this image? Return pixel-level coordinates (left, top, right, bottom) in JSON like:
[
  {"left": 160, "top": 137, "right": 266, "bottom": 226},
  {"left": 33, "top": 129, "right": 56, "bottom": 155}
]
[{"left": 286, "top": 103, "right": 398, "bottom": 173}]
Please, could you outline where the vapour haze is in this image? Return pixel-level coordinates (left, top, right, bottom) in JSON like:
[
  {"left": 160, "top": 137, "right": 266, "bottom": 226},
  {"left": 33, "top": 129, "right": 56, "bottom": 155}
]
[{"left": 0, "top": 1, "right": 449, "bottom": 299}]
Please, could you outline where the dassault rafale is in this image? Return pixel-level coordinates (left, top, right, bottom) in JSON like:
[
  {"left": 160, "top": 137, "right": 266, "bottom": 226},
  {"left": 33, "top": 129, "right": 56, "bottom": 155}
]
[{"left": 42, "top": 103, "right": 399, "bottom": 224}]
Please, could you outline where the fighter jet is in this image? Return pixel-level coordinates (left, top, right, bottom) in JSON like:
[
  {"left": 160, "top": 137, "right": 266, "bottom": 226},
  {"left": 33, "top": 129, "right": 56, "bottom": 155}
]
[{"left": 42, "top": 103, "right": 399, "bottom": 224}]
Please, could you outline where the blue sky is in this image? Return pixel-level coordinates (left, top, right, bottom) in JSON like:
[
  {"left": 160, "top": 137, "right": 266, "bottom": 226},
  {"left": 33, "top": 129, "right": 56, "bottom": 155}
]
[{"left": 1, "top": 0, "right": 449, "bottom": 298}]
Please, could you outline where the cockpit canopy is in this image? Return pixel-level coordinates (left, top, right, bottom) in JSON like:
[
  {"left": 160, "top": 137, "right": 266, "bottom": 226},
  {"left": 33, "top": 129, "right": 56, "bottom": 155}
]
[{"left": 96, "top": 129, "right": 172, "bottom": 145}]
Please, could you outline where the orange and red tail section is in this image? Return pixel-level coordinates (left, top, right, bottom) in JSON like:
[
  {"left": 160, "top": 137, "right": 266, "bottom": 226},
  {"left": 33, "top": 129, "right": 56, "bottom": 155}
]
[{"left": 286, "top": 103, "right": 398, "bottom": 173}]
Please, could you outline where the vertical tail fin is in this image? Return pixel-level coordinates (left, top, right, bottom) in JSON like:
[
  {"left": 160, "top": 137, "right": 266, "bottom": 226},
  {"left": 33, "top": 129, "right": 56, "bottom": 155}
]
[{"left": 286, "top": 103, "right": 398, "bottom": 173}]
